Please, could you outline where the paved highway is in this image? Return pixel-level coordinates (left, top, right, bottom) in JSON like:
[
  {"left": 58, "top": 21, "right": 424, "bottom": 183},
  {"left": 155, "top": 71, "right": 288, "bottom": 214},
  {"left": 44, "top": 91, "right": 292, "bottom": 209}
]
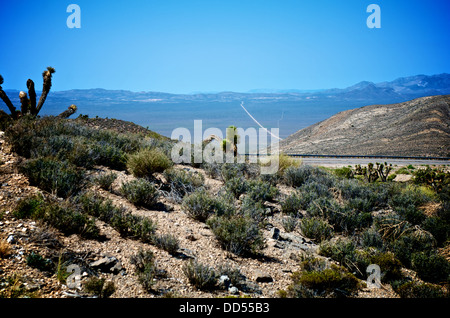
[{"left": 295, "top": 157, "right": 450, "bottom": 168}]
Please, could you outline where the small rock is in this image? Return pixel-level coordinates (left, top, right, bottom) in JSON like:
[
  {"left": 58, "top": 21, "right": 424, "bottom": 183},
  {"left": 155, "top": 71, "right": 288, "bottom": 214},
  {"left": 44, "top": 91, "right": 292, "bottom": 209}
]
[
  {"left": 228, "top": 286, "right": 239, "bottom": 295},
  {"left": 254, "top": 270, "right": 273, "bottom": 283},
  {"left": 90, "top": 255, "right": 121, "bottom": 274},
  {"left": 218, "top": 275, "right": 231, "bottom": 289},
  {"left": 6, "top": 234, "right": 14, "bottom": 244},
  {"left": 271, "top": 227, "right": 280, "bottom": 240}
]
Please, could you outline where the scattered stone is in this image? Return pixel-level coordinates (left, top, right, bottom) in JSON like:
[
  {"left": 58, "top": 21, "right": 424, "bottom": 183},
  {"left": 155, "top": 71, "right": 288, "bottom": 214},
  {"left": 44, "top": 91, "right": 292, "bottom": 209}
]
[
  {"left": 254, "top": 270, "right": 273, "bottom": 283},
  {"left": 218, "top": 275, "right": 231, "bottom": 289},
  {"left": 90, "top": 255, "right": 122, "bottom": 274},
  {"left": 228, "top": 286, "right": 239, "bottom": 295}
]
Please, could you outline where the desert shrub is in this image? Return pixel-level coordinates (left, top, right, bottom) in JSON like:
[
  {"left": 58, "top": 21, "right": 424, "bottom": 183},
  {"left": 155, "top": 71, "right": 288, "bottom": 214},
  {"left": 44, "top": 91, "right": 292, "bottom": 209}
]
[
  {"left": 338, "top": 179, "right": 390, "bottom": 212},
  {"left": 283, "top": 166, "right": 316, "bottom": 187},
  {"left": 370, "top": 251, "right": 404, "bottom": 282},
  {"left": 411, "top": 251, "right": 450, "bottom": 284},
  {"left": 162, "top": 168, "right": 205, "bottom": 201},
  {"left": 182, "top": 189, "right": 216, "bottom": 222},
  {"left": 392, "top": 281, "right": 450, "bottom": 298},
  {"left": 413, "top": 166, "right": 450, "bottom": 193},
  {"left": 120, "top": 178, "right": 160, "bottom": 208},
  {"left": 207, "top": 214, "right": 265, "bottom": 256},
  {"left": 239, "top": 196, "right": 269, "bottom": 226},
  {"left": 334, "top": 166, "right": 354, "bottom": 179},
  {"left": 421, "top": 216, "right": 450, "bottom": 246},
  {"left": 216, "top": 263, "right": 246, "bottom": 289},
  {"left": 13, "top": 194, "right": 46, "bottom": 219},
  {"left": 183, "top": 260, "right": 218, "bottom": 291},
  {"left": 299, "top": 217, "right": 334, "bottom": 243},
  {"left": 282, "top": 216, "right": 299, "bottom": 232},
  {"left": 280, "top": 192, "right": 304, "bottom": 215},
  {"left": 130, "top": 249, "right": 166, "bottom": 291},
  {"left": 277, "top": 153, "right": 301, "bottom": 175},
  {"left": 318, "top": 238, "right": 370, "bottom": 278},
  {"left": 289, "top": 263, "right": 361, "bottom": 298},
  {"left": 246, "top": 179, "right": 279, "bottom": 202},
  {"left": 83, "top": 277, "right": 116, "bottom": 298},
  {"left": 26, "top": 251, "right": 54, "bottom": 272},
  {"left": 91, "top": 142, "right": 127, "bottom": 170},
  {"left": 181, "top": 189, "right": 233, "bottom": 222},
  {"left": 224, "top": 176, "right": 248, "bottom": 199},
  {"left": 307, "top": 197, "right": 372, "bottom": 234},
  {"left": 19, "top": 157, "right": 85, "bottom": 198},
  {"left": 43, "top": 202, "right": 100, "bottom": 239},
  {"left": 75, "top": 191, "right": 118, "bottom": 223},
  {"left": 14, "top": 195, "right": 99, "bottom": 239},
  {"left": 110, "top": 210, "right": 157, "bottom": 243},
  {"left": 94, "top": 171, "right": 117, "bottom": 191},
  {"left": 389, "top": 231, "right": 436, "bottom": 268},
  {"left": 220, "top": 163, "right": 247, "bottom": 181},
  {"left": 360, "top": 226, "right": 384, "bottom": 249},
  {"left": 153, "top": 233, "right": 179, "bottom": 255},
  {"left": 126, "top": 147, "right": 173, "bottom": 178}
]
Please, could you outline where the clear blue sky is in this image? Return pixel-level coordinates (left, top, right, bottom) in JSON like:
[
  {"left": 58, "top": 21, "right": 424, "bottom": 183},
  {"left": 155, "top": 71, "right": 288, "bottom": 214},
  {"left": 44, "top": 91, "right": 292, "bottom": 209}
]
[{"left": 1, "top": 0, "right": 449, "bottom": 93}]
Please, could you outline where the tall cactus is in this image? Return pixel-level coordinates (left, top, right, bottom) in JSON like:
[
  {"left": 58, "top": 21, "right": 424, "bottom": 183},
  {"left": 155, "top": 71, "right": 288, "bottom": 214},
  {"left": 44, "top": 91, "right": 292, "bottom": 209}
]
[
  {"left": 0, "top": 75, "right": 18, "bottom": 119},
  {"left": 0, "top": 66, "right": 76, "bottom": 121},
  {"left": 36, "top": 66, "right": 55, "bottom": 115}
]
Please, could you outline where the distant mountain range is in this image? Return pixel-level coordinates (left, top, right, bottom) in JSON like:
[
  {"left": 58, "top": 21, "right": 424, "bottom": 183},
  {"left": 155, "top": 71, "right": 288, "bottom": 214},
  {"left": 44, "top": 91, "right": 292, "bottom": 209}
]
[{"left": 2, "top": 73, "right": 450, "bottom": 139}]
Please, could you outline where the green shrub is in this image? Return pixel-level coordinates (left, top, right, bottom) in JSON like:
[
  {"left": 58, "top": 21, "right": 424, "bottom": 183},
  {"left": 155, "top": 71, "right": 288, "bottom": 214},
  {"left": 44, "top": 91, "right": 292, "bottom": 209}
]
[
  {"left": 127, "top": 148, "right": 173, "bottom": 178},
  {"left": 299, "top": 217, "right": 334, "bottom": 243},
  {"left": 83, "top": 277, "right": 116, "bottom": 298},
  {"left": 120, "top": 178, "right": 160, "bottom": 208},
  {"left": 393, "top": 281, "right": 450, "bottom": 298},
  {"left": 183, "top": 260, "right": 218, "bottom": 291},
  {"left": 246, "top": 179, "right": 279, "bottom": 202},
  {"left": 411, "top": 251, "right": 450, "bottom": 284},
  {"left": 422, "top": 216, "right": 450, "bottom": 247},
  {"left": 289, "top": 264, "right": 361, "bottom": 298},
  {"left": 207, "top": 214, "right": 265, "bottom": 256},
  {"left": 94, "top": 171, "right": 117, "bottom": 191},
  {"left": 130, "top": 249, "right": 166, "bottom": 291},
  {"left": 26, "top": 251, "right": 53, "bottom": 272},
  {"left": 182, "top": 189, "right": 226, "bottom": 222},
  {"left": 111, "top": 211, "right": 156, "bottom": 243},
  {"left": 224, "top": 176, "right": 248, "bottom": 199},
  {"left": 239, "top": 196, "right": 269, "bottom": 226},
  {"left": 334, "top": 167, "right": 354, "bottom": 179},
  {"left": 19, "top": 157, "right": 85, "bottom": 198},
  {"left": 162, "top": 168, "right": 205, "bottom": 202},
  {"left": 154, "top": 233, "right": 179, "bottom": 255},
  {"left": 75, "top": 191, "right": 123, "bottom": 224},
  {"left": 280, "top": 192, "right": 303, "bottom": 215},
  {"left": 370, "top": 252, "right": 404, "bottom": 282},
  {"left": 319, "top": 238, "right": 368, "bottom": 278},
  {"left": 14, "top": 195, "right": 100, "bottom": 239}
]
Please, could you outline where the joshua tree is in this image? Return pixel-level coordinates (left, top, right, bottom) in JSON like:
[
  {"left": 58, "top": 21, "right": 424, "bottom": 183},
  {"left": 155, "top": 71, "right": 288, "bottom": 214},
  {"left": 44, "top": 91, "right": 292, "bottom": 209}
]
[{"left": 0, "top": 67, "right": 76, "bottom": 121}]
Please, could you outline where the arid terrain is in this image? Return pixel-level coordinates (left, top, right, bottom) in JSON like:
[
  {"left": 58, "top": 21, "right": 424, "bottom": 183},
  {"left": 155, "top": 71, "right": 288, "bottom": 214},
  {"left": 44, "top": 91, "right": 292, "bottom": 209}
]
[{"left": 280, "top": 95, "right": 450, "bottom": 158}]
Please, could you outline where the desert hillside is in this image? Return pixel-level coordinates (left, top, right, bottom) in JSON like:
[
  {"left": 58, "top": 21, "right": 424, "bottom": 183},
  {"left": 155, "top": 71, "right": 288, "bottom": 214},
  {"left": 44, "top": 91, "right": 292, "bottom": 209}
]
[{"left": 280, "top": 95, "right": 450, "bottom": 157}]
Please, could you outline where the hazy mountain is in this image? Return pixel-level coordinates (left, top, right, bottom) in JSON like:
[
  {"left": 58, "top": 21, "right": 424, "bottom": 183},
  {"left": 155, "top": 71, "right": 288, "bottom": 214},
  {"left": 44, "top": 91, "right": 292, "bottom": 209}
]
[
  {"left": 280, "top": 95, "right": 450, "bottom": 157},
  {"left": 2, "top": 73, "right": 450, "bottom": 139}
]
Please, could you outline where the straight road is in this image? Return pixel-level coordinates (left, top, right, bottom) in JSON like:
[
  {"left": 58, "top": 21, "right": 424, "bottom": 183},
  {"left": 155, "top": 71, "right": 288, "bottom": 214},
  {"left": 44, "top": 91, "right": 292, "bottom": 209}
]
[{"left": 297, "top": 157, "right": 450, "bottom": 168}]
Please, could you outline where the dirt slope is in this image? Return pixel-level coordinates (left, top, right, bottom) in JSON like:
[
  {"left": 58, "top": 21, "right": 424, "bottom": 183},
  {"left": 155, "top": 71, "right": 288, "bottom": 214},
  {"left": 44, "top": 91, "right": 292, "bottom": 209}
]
[{"left": 280, "top": 95, "right": 450, "bottom": 157}]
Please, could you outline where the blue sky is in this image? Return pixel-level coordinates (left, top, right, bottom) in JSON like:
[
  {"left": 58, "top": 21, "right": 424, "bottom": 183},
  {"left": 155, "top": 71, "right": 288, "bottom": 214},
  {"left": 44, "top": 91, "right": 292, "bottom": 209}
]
[{"left": 1, "top": 0, "right": 449, "bottom": 93}]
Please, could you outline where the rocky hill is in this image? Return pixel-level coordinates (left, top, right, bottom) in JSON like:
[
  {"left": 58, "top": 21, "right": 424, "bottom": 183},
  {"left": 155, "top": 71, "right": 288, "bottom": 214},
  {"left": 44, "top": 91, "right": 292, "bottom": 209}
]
[{"left": 280, "top": 95, "right": 450, "bottom": 158}]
